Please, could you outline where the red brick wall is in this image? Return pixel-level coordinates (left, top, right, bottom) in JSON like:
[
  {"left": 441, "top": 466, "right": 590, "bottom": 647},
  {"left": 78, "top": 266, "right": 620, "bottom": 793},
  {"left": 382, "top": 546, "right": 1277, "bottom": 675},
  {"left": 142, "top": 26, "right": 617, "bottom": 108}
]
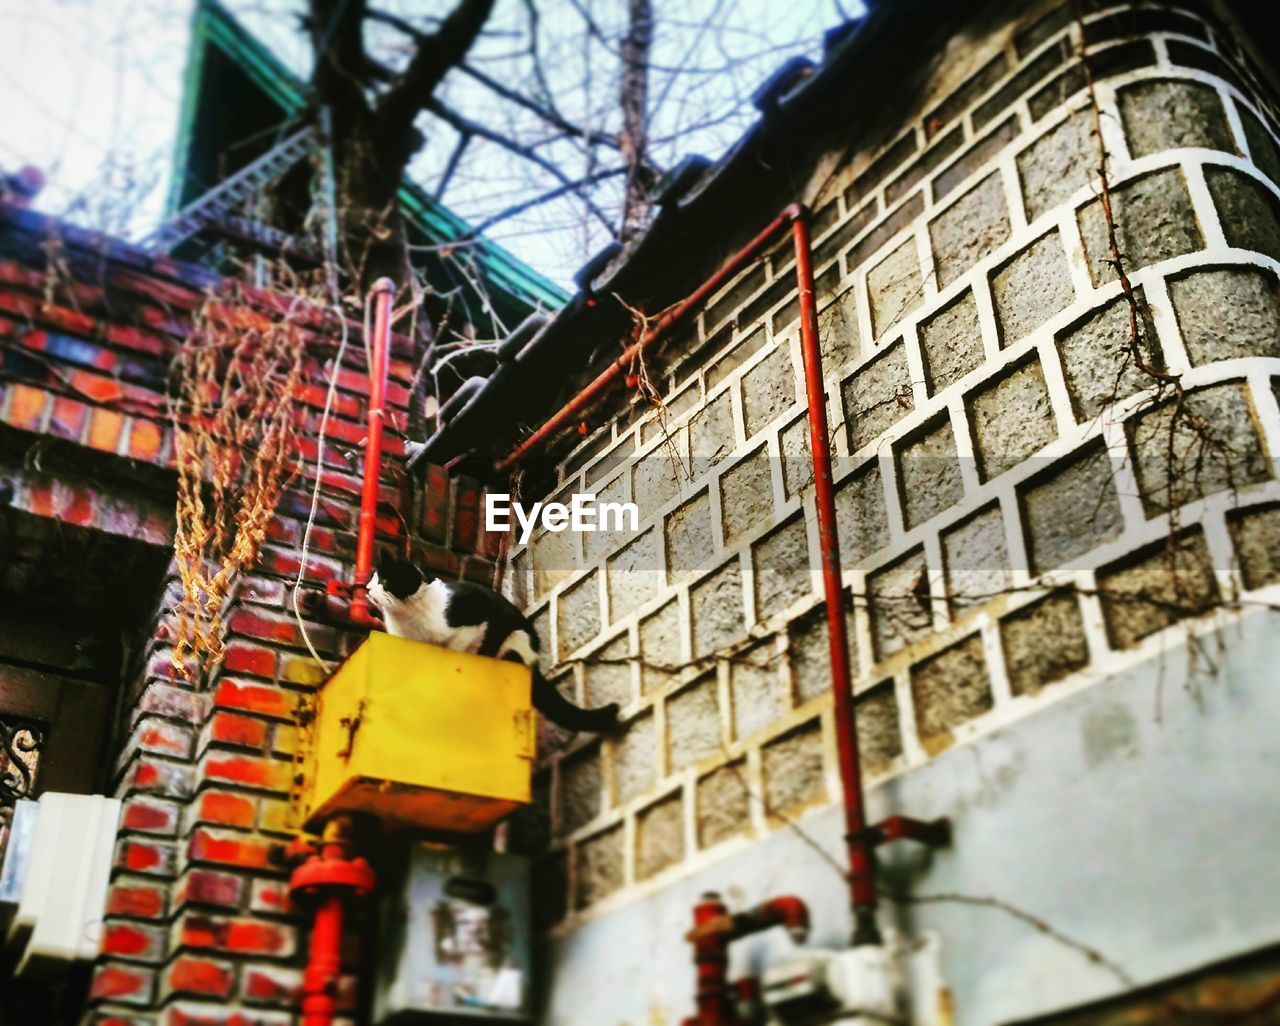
[{"left": 0, "top": 203, "right": 500, "bottom": 1024}]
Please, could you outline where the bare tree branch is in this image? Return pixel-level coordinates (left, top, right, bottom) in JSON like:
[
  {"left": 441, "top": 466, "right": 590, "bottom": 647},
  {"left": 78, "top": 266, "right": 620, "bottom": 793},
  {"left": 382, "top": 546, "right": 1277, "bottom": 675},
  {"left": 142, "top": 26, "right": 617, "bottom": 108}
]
[{"left": 619, "top": 0, "right": 655, "bottom": 241}]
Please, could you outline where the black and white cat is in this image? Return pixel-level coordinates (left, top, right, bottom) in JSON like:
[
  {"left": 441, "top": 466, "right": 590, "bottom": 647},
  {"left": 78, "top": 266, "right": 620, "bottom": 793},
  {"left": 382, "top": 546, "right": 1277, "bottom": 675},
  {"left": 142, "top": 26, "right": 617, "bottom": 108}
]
[{"left": 366, "top": 553, "right": 619, "bottom": 734}]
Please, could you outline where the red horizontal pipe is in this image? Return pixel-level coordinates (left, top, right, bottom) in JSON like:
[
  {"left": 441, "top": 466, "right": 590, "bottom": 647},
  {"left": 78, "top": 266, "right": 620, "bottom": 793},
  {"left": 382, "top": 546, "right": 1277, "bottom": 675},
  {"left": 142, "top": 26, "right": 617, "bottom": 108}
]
[
  {"left": 495, "top": 204, "right": 805, "bottom": 473},
  {"left": 349, "top": 277, "right": 394, "bottom": 627},
  {"left": 792, "top": 215, "right": 879, "bottom": 946}
]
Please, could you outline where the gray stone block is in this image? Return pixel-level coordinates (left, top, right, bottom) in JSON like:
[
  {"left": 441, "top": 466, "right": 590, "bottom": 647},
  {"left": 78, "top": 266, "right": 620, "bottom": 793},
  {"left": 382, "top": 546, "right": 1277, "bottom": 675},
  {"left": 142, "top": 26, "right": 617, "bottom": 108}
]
[
  {"left": 753, "top": 515, "right": 814, "bottom": 621},
  {"left": 992, "top": 230, "right": 1075, "bottom": 346},
  {"left": 1017, "top": 109, "right": 1096, "bottom": 223},
  {"left": 856, "top": 682, "right": 902, "bottom": 774},
  {"left": 666, "top": 489, "right": 714, "bottom": 584},
  {"left": 1205, "top": 166, "right": 1280, "bottom": 264},
  {"left": 557, "top": 569, "right": 601, "bottom": 659},
  {"left": 607, "top": 528, "right": 662, "bottom": 622},
  {"left": 867, "top": 239, "right": 924, "bottom": 339},
  {"left": 761, "top": 720, "right": 826, "bottom": 816},
  {"left": 1229, "top": 503, "right": 1280, "bottom": 591},
  {"left": 533, "top": 525, "right": 580, "bottom": 602},
  {"left": 574, "top": 825, "right": 624, "bottom": 908},
  {"left": 942, "top": 503, "right": 1010, "bottom": 615},
  {"left": 834, "top": 463, "right": 890, "bottom": 565},
  {"left": 1169, "top": 267, "right": 1280, "bottom": 365},
  {"left": 869, "top": 547, "right": 934, "bottom": 661},
  {"left": 639, "top": 599, "right": 684, "bottom": 694},
  {"left": 969, "top": 356, "right": 1058, "bottom": 480},
  {"left": 560, "top": 746, "right": 603, "bottom": 833},
  {"left": 929, "top": 172, "right": 1012, "bottom": 288},
  {"left": 781, "top": 412, "right": 814, "bottom": 499},
  {"left": 1238, "top": 103, "right": 1280, "bottom": 188},
  {"left": 1000, "top": 590, "right": 1089, "bottom": 695},
  {"left": 910, "top": 634, "right": 993, "bottom": 752},
  {"left": 697, "top": 763, "right": 750, "bottom": 848},
  {"left": 633, "top": 448, "right": 685, "bottom": 517},
  {"left": 919, "top": 288, "right": 985, "bottom": 395},
  {"left": 842, "top": 341, "right": 914, "bottom": 453},
  {"left": 612, "top": 710, "right": 657, "bottom": 803},
  {"left": 668, "top": 674, "right": 724, "bottom": 771},
  {"left": 788, "top": 600, "right": 858, "bottom": 705},
  {"left": 636, "top": 790, "right": 685, "bottom": 879},
  {"left": 1056, "top": 291, "right": 1162, "bottom": 421},
  {"left": 897, "top": 414, "right": 966, "bottom": 529},
  {"left": 584, "top": 633, "right": 633, "bottom": 709},
  {"left": 741, "top": 345, "right": 798, "bottom": 439},
  {"left": 1129, "top": 381, "right": 1271, "bottom": 517},
  {"left": 720, "top": 445, "right": 775, "bottom": 546},
  {"left": 1097, "top": 531, "right": 1219, "bottom": 649},
  {"left": 689, "top": 388, "right": 737, "bottom": 474},
  {"left": 817, "top": 286, "right": 861, "bottom": 372},
  {"left": 1118, "top": 78, "right": 1234, "bottom": 159},
  {"left": 730, "top": 645, "right": 783, "bottom": 741},
  {"left": 1022, "top": 442, "right": 1124, "bottom": 573},
  {"left": 584, "top": 471, "right": 632, "bottom": 562},
  {"left": 691, "top": 559, "right": 745, "bottom": 658},
  {"left": 1078, "top": 167, "right": 1204, "bottom": 286}
]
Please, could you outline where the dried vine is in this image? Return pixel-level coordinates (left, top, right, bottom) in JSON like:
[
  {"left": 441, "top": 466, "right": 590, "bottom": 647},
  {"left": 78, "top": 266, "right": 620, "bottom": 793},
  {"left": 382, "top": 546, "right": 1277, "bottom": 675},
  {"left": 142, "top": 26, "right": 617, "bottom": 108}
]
[{"left": 169, "top": 281, "right": 312, "bottom": 677}]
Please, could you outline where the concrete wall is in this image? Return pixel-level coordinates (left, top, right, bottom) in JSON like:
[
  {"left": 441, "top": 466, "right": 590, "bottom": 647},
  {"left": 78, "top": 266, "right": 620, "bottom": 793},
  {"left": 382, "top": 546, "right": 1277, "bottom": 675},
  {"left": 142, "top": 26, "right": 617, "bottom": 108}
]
[{"left": 504, "top": 1, "right": 1280, "bottom": 1021}]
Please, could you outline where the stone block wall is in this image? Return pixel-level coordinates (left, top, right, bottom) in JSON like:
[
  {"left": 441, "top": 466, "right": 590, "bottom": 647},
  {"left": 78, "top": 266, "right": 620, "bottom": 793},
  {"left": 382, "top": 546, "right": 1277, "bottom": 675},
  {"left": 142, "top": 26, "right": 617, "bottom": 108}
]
[
  {"left": 507, "top": 0, "right": 1280, "bottom": 935},
  {"left": 0, "top": 205, "right": 502, "bottom": 1024}
]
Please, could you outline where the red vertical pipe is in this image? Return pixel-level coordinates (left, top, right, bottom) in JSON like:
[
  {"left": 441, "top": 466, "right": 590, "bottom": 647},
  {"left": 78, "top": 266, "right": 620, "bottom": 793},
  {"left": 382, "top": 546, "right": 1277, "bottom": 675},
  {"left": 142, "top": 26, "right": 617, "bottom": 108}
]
[
  {"left": 350, "top": 277, "right": 395, "bottom": 625},
  {"left": 300, "top": 895, "right": 344, "bottom": 1026},
  {"left": 689, "top": 892, "right": 736, "bottom": 1026},
  {"left": 791, "top": 214, "right": 880, "bottom": 946}
]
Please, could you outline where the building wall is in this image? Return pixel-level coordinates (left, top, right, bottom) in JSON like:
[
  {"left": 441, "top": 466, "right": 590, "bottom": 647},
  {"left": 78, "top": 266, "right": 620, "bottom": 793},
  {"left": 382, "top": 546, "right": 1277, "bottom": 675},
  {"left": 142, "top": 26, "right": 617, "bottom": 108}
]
[
  {"left": 508, "top": 1, "right": 1280, "bottom": 1021},
  {"left": 0, "top": 206, "right": 502, "bottom": 1025}
]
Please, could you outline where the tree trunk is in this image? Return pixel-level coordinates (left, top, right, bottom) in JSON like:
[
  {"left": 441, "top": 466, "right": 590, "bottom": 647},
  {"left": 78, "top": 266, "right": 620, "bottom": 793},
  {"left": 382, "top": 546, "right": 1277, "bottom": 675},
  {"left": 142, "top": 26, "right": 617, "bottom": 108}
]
[{"left": 619, "top": 0, "right": 654, "bottom": 243}]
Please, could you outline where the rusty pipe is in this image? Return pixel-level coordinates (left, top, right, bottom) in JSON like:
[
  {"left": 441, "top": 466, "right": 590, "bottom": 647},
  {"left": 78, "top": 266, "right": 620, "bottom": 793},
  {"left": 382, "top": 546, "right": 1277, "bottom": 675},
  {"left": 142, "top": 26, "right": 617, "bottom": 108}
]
[
  {"left": 792, "top": 214, "right": 879, "bottom": 946},
  {"left": 348, "top": 277, "right": 395, "bottom": 627},
  {"left": 495, "top": 204, "right": 806, "bottom": 474}
]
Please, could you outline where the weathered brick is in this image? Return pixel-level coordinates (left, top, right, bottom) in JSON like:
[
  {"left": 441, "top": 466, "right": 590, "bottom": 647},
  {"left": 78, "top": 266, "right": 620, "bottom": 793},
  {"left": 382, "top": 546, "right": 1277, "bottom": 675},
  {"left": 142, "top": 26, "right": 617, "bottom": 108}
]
[
  {"left": 847, "top": 192, "right": 925, "bottom": 274},
  {"left": 816, "top": 285, "right": 860, "bottom": 371},
  {"left": 927, "top": 51, "right": 1009, "bottom": 134},
  {"left": 910, "top": 634, "right": 992, "bottom": 752},
  {"left": 730, "top": 645, "right": 782, "bottom": 740},
  {"left": 973, "top": 38, "right": 1070, "bottom": 128},
  {"left": 1118, "top": 78, "right": 1235, "bottom": 159},
  {"left": 992, "top": 230, "right": 1075, "bottom": 346},
  {"left": 667, "top": 674, "right": 723, "bottom": 771},
  {"left": 124, "top": 757, "right": 195, "bottom": 800},
  {"left": 91, "top": 963, "right": 156, "bottom": 1006},
  {"left": 556, "top": 568, "right": 601, "bottom": 659},
  {"left": 697, "top": 762, "right": 750, "bottom": 848},
  {"left": 1078, "top": 167, "right": 1204, "bottom": 286},
  {"left": 753, "top": 515, "right": 813, "bottom": 621},
  {"left": 919, "top": 289, "right": 984, "bottom": 395},
  {"left": 1015, "top": 3, "right": 1072, "bottom": 57},
  {"left": 1169, "top": 267, "right": 1280, "bottom": 365},
  {"left": 869, "top": 548, "right": 933, "bottom": 660},
  {"left": 121, "top": 796, "right": 180, "bottom": 837},
  {"left": 636, "top": 790, "right": 685, "bottom": 879},
  {"left": 191, "top": 790, "right": 258, "bottom": 830},
  {"left": 1097, "top": 531, "right": 1220, "bottom": 648},
  {"left": 1205, "top": 166, "right": 1280, "bottom": 264},
  {"left": 935, "top": 115, "right": 1021, "bottom": 202},
  {"left": 583, "top": 633, "right": 633, "bottom": 708},
  {"left": 1056, "top": 291, "right": 1162, "bottom": 421},
  {"left": 969, "top": 355, "right": 1058, "bottom": 480},
  {"left": 943, "top": 503, "right": 1010, "bottom": 615},
  {"left": 689, "top": 388, "right": 736, "bottom": 475},
  {"left": 666, "top": 489, "right": 714, "bottom": 584},
  {"left": 1001, "top": 590, "right": 1089, "bottom": 695},
  {"left": 107, "top": 881, "right": 168, "bottom": 920},
  {"left": 740, "top": 345, "right": 798, "bottom": 438},
  {"left": 174, "top": 869, "right": 246, "bottom": 911},
  {"left": 690, "top": 559, "right": 745, "bottom": 658},
  {"left": 842, "top": 341, "right": 913, "bottom": 452},
  {"left": 135, "top": 720, "right": 196, "bottom": 759},
  {"left": 1021, "top": 442, "right": 1124, "bottom": 573},
  {"left": 164, "top": 1003, "right": 292, "bottom": 1026},
  {"left": 787, "top": 599, "right": 857, "bottom": 705},
  {"left": 888, "top": 126, "right": 965, "bottom": 204},
  {"left": 897, "top": 414, "right": 966, "bottom": 529},
  {"left": 867, "top": 239, "right": 924, "bottom": 339},
  {"left": 115, "top": 839, "right": 178, "bottom": 878},
  {"left": 199, "top": 752, "right": 293, "bottom": 793},
  {"left": 1128, "top": 381, "right": 1271, "bottom": 517},
  {"left": 173, "top": 913, "right": 297, "bottom": 959},
  {"left": 162, "top": 956, "right": 235, "bottom": 1000},
  {"left": 188, "top": 827, "right": 277, "bottom": 871},
  {"left": 559, "top": 745, "right": 603, "bottom": 833},
  {"left": 761, "top": 720, "right": 826, "bottom": 817},
  {"left": 574, "top": 825, "right": 625, "bottom": 908},
  {"left": 639, "top": 599, "right": 684, "bottom": 693},
  {"left": 248, "top": 878, "right": 294, "bottom": 917},
  {"left": 1229, "top": 503, "right": 1280, "bottom": 590},
  {"left": 1017, "top": 110, "right": 1096, "bottom": 222},
  {"left": 856, "top": 682, "right": 902, "bottom": 774},
  {"left": 929, "top": 173, "right": 1011, "bottom": 288},
  {"left": 720, "top": 446, "right": 774, "bottom": 546},
  {"left": 205, "top": 711, "right": 269, "bottom": 750},
  {"left": 612, "top": 709, "right": 657, "bottom": 804},
  {"left": 102, "top": 921, "right": 168, "bottom": 962}
]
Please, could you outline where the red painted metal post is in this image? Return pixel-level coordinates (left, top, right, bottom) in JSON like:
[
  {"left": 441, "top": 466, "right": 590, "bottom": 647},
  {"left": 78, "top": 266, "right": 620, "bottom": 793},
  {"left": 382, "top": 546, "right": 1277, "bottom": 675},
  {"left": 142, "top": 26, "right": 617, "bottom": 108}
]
[
  {"left": 349, "top": 277, "right": 395, "bottom": 626},
  {"left": 301, "top": 895, "right": 345, "bottom": 1026},
  {"left": 495, "top": 205, "right": 804, "bottom": 474},
  {"left": 685, "top": 892, "right": 738, "bottom": 1026},
  {"left": 791, "top": 213, "right": 880, "bottom": 946}
]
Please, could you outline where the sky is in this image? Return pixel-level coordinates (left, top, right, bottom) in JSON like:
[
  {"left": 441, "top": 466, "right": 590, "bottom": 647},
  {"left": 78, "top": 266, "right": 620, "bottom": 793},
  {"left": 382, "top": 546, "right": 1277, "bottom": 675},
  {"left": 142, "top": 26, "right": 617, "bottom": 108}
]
[{"left": 0, "top": 0, "right": 863, "bottom": 287}]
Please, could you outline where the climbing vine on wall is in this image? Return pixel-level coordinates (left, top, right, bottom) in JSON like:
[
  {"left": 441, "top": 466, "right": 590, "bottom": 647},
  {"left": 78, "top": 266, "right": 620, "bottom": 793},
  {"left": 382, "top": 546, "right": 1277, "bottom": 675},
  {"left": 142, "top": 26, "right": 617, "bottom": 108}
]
[{"left": 169, "top": 283, "right": 310, "bottom": 677}]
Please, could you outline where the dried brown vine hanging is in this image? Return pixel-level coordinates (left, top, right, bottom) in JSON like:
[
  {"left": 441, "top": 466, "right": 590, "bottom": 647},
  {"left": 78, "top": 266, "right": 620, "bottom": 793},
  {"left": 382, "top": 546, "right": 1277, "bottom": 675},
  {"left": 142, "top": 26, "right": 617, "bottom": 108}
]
[{"left": 169, "top": 282, "right": 310, "bottom": 677}]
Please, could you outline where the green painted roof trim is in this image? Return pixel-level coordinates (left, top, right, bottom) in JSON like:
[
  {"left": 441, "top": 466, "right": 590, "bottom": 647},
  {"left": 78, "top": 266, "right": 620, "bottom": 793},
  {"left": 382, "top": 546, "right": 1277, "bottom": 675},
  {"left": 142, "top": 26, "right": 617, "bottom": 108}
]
[{"left": 165, "top": 0, "right": 566, "bottom": 310}]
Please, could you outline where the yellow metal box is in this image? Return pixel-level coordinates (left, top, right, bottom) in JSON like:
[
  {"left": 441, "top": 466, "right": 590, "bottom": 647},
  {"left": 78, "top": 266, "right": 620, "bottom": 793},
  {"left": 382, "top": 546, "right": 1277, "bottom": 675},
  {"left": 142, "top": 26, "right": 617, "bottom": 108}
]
[{"left": 301, "top": 633, "right": 536, "bottom": 833}]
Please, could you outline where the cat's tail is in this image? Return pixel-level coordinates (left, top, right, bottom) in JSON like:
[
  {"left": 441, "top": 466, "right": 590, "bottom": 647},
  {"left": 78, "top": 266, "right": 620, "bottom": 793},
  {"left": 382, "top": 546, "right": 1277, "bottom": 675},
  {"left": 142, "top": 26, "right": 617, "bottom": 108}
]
[{"left": 531, "top": 669, "right": 620, "bottom": 734}]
